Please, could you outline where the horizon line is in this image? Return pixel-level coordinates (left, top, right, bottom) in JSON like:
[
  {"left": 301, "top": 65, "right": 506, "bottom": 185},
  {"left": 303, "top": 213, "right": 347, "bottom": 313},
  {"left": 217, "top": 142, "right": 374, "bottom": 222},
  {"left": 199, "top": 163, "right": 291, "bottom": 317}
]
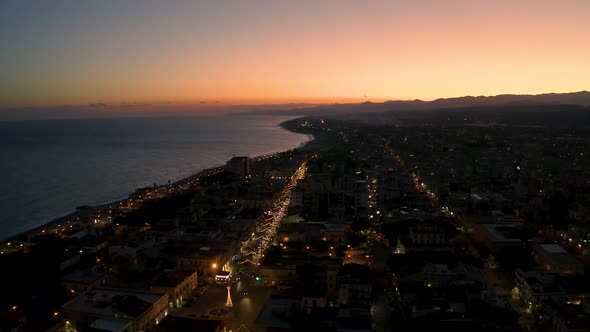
[{"left": 2, "top": 89, "right": 589, "bottom": 110}]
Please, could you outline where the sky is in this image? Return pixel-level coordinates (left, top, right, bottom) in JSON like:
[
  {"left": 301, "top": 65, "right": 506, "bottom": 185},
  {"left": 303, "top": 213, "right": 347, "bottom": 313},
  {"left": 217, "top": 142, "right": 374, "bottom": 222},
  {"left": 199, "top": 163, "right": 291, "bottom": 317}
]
[{"left": 1, "top": 0, "right": 589, "bottom": 108}]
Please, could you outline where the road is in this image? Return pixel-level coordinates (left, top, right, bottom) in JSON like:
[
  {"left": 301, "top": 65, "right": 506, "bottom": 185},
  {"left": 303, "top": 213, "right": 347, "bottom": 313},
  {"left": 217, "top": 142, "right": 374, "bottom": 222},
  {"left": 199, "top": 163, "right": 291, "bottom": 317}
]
[
  {"left": 233, "top": 159, "right": 309, "bottom": 272},
  {"left": 175, "top": 160, "right": 310, "bottom": 330}
]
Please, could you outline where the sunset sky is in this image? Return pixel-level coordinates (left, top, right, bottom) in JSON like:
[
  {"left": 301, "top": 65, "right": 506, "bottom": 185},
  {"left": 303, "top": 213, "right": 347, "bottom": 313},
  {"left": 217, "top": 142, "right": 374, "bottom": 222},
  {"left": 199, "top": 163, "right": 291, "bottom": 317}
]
[{"left": 1, "top": 0, "right": 589, "bottom": 108}]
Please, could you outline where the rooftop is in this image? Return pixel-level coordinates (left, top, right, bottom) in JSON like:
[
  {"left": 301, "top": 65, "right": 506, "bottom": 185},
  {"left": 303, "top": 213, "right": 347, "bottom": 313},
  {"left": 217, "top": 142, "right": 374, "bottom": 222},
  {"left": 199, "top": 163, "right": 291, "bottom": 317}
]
[
  {"left": 477, "top": 223, "right": 522, "bottom": 243},
  {"left": 260, "top": 252, "right": 342, "bottom": 269},
  {"left": 152, "top": 271, "right": 196, "bottom": 288},
  {"left": 254, "top": 295, "right": 302, "bottom": 329},
  {"left": 63, "top": 269, "right": 107, "bottom": 285},
  {"left": 537, "top": 243, "right": 567, "bottom": 254},
  {"left": 62, "top": 288, "right": 167, "bottom": 318}
]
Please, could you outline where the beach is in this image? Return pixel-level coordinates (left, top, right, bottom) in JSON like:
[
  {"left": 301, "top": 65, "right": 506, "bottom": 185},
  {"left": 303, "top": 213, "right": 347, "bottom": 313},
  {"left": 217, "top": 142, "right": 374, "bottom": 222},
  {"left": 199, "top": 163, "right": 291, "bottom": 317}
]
[
  {"left": 4, "top": 118, "right": 314, "bottom": 242},
  {"left": 0, "top": 116, "right": 311, "bottom": 240}
]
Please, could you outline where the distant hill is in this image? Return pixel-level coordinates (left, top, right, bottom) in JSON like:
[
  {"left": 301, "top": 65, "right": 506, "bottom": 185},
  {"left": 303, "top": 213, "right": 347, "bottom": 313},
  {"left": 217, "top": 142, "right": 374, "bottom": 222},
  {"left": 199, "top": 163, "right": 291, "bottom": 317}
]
[
  {"left": 251, "top": 91, "right": 590, "bottom": 116},
  {"left": 384, "top": 91, "right": 590, "bottom": 110}
]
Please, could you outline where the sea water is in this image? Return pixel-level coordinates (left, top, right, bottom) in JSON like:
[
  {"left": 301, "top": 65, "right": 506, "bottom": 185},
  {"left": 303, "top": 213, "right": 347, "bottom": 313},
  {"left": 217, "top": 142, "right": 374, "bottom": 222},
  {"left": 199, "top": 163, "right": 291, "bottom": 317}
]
[{"left": 0, "top": 114, "right": 309, "bottom": 239}]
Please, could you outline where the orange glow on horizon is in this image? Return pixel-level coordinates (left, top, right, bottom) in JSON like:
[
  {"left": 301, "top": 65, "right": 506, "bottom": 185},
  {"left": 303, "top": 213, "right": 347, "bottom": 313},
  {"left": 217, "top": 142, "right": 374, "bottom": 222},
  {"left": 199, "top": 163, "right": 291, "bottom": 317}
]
[{"left": 1, "top": 1, "right": 589, "bottom": 108}]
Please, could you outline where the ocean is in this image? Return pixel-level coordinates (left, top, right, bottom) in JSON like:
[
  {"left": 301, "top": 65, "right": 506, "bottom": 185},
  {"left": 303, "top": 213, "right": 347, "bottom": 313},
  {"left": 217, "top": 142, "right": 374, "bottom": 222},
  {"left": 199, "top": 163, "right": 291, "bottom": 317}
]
[{"left": 0, "top": 114, "right": 309, "bottom": 239}]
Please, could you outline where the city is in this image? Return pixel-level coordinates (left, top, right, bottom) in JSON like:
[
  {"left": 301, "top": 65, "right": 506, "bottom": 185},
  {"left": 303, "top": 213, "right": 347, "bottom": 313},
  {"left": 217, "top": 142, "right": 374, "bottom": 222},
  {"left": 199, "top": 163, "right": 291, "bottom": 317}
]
[
  {"left": 1, "top": 1, "right": 589, "bottom": 332},
  {"left": 2, "top": 103, "right": 590, "bottom": 331}
]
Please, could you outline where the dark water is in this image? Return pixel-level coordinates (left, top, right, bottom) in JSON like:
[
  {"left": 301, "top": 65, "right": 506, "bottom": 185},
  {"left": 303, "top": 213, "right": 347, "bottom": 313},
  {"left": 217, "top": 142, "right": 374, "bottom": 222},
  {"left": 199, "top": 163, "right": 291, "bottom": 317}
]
[{"left": 0, "top": 115, "right": 309, "bottom": 239}]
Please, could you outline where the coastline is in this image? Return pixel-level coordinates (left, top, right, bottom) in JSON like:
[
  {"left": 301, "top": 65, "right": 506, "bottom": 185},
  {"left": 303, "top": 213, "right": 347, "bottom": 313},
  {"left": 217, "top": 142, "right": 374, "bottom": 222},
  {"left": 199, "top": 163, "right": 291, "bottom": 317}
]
[{"left": 2, "top": 116, "right": 312, "bottom": 243}]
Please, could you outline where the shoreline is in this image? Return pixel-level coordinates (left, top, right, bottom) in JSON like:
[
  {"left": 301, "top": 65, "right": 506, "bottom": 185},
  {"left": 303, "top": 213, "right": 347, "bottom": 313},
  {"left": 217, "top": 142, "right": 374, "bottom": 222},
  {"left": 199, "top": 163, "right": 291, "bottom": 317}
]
[{"left": 2, "top": 117, "right": 311, "bottom": 243}]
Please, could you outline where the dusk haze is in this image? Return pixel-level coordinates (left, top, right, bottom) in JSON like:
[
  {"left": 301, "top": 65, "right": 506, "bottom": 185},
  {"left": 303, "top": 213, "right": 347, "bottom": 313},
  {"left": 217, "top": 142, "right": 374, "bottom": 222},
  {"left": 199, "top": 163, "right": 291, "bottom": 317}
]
[
  {"left": 1, "top": 0, "right": 589, "bottom": 108},
  {"left": 1, "top": 1, "right": 589, "bottom": 332}
]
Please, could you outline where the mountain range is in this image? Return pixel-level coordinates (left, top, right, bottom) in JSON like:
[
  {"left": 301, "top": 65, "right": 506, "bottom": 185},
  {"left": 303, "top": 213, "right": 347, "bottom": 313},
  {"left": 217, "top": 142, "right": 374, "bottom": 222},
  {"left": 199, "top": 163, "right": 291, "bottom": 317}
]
[{"left": 253, "top": 91, "right": 590, "bottom": 116}]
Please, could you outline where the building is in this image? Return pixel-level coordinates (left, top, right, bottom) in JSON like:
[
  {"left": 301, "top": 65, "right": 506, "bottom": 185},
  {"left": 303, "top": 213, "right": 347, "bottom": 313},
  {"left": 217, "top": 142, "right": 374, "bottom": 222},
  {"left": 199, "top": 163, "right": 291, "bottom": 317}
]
[
  {"left": 323, "top": 223, "right": 348, "bottom": 245},
  {"left": 533, "top": 244, "right": 584, "bottom": 275},
  {"left": 476, "top": 223, "right": 523, "bottom": 252},
  {"left": 254, "top": 295, "right": 303, "bottom": 331},
  {"left": 338, "top": 279, "right": 372, "bottom": 307},
  {"left": 277, "top": 222, "right": 325, "bottom": 244},
  {"left": 543, "top": 300, "right": 590, "bottom": 332},
  {"left": 258, "top": 253, "right": 342, "bottom": 296},
  {"left": 62, "top": 269, "right": 108, "bottom": 294},
  {"left": 395, "top": 224, "right": 450, "bottom": 254},
  {"left": 176, "top": 247, "right": 227, "bottom": 281},
  {"left": 513, "top": 269, "right": 565, "bottom": 306},
  {"left": 408, "top": 224, "right": 446, "bottom": 244},
  {"left": 239, "top": 192, "right": 275, "bottom": 209},
  {"left": 471, "top": 193, "right": 490, "bottom": 213},
  {"left": 225, "top": 156, "right": 250, "bottom": 177},
  {"left": 282, "top": 284, "right": 329, "bottom": 314},
  {"left": 62, "top": 288, "right": 168, "bottom": 332},
  {"left": 214, "top": 270, "right": 231, "bottom": 282},
  {"left": 59, "top": 252, "right": 81, "bottom": 271},
  {"left": 337, "top": 306, "right": 373, "bottom": 332},
  {"left": 567, "top": 223, "right": 590, "bottom": 244},
  {"left": 394, "top": 253, "right": 485, "bottom": 289},
  {"left": 150, "top": 270, "right": 198, "bottom": 309}
]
